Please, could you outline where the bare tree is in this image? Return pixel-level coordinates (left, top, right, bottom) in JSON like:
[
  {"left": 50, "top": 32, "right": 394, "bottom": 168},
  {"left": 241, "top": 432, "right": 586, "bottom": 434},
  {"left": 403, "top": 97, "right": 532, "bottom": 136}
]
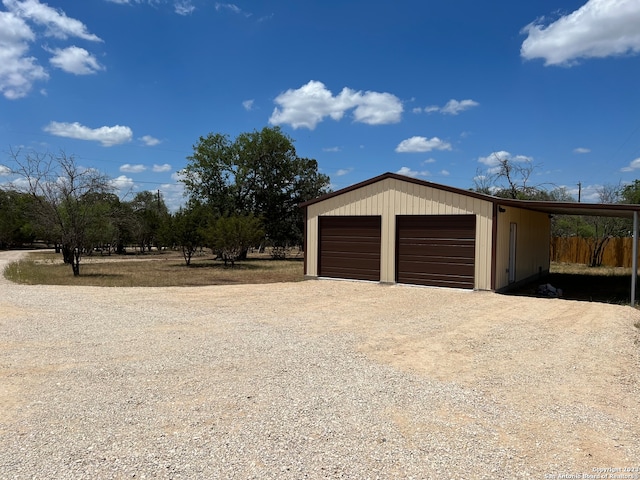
[
  {"left": 9, "top": 149, "right": 114, "bottom": 276},
  {"left": 473, "top": 153, "right": 544, "bottom": 199},
  {"left": 584, "top": 184, "right": 627, "bottom": 267}
]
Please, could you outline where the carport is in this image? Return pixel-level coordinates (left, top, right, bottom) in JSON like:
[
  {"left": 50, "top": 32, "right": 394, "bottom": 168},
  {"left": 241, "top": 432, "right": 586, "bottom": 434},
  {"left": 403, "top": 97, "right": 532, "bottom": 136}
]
[{"left": 494, "top": 198, "right": 640, "bottom": 305}]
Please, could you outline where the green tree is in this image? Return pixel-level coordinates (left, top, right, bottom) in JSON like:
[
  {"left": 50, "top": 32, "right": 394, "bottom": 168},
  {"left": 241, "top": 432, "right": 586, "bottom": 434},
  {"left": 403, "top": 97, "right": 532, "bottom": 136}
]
[
  {"left": 207, "top": 215, "right": 264, "bottom": 266},
  {"left": 620, "top": 179, "right": 640, "bottom": 204},
  {"left": 0, "top": 189, "right": 39, "bottom": 248},
  {"left": 181, "top": 126, "right": 330, "bottom": 250},
  {"left": 81, "top": 192, "right": 122, "bottom": 255},
  {"left": 173, "top": 204, "right": 208, "bottom": 266},
  {"left": 583, "top": 184, "right": 628, "bottom": 267},
  {"left": 128, "top": 190, "right": 170, "bottom": 252},
  {"left": 545, "top": 187, "right": 581, "bottom": 238},
  {"left": 8, "top": 149, "right": 114, "bottom": 276},
  {"left": 180, "top": 133, "right": 237, "bottom": 216}
]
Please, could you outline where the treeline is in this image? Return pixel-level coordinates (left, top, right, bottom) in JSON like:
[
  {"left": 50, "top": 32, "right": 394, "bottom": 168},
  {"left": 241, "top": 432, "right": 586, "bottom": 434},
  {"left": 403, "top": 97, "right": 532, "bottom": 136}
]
[
  {"left": 1, "top": 127, "right": 331, "bottom": 275},
  {"left": 0, "top": 187, "right": 170, "bottom": 253}
]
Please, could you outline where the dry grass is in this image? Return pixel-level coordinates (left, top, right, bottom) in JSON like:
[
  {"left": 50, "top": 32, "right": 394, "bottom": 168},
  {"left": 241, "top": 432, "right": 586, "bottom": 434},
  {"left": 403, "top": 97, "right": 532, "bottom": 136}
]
[
  {"left": 550, "top": 261, "right": 633, "bottom": 276},
  {"left": 5, "top": 253, "right": 637, "bottom": 305},
  {"left": 3, "top": 249, "right": 304, "bottom": 287}
]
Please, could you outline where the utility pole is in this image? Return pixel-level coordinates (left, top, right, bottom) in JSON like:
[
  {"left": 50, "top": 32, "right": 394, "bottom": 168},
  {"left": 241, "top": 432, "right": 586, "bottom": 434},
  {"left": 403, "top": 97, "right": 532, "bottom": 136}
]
[{"left": 577, "top": 182, "right": 582, "bottom": 203}]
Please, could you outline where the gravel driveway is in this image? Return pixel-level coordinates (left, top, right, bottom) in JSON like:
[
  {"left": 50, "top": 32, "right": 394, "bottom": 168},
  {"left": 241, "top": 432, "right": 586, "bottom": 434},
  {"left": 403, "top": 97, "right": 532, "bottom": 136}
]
[{"left": 1, "top": 250, "right": 639, "bottom": 479}]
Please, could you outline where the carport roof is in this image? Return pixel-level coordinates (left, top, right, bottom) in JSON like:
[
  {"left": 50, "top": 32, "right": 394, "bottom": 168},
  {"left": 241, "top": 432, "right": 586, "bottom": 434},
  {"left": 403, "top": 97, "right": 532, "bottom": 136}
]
[{"left": 300, "top": 172, "right": 640, "bottom": 218}]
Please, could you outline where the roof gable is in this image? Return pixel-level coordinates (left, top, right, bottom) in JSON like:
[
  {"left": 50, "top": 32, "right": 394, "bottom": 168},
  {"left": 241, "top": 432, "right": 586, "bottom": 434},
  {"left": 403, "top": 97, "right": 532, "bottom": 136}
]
[
  {"left": 299, "top": 172, "right": 493, "bottom": 208},
  {"left": 300, "top": 172, "right": 640, "bottom": 218}
]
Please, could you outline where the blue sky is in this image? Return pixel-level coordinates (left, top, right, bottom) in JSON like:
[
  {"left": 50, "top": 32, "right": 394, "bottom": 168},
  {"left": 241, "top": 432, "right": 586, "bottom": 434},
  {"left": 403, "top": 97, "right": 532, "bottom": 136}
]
[{"left": 1, "top": 0, "right": 640, "bottom": 210}]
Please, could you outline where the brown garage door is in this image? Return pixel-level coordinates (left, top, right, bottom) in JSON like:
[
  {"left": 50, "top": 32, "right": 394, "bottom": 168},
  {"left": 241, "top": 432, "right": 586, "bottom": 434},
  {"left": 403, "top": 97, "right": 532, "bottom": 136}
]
[
  {"left": 396, "top": 215, "right": 476, "bottom": 289},
  {"left": 319, "top": 216, "right": 381, "bottom": 281}
]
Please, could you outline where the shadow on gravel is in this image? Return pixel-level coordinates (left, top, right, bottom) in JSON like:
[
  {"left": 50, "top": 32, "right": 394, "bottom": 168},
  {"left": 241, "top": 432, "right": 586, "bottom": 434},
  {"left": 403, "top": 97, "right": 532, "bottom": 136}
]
[{"left": 504, "top": 272, "right": 633, "bottom": 305}]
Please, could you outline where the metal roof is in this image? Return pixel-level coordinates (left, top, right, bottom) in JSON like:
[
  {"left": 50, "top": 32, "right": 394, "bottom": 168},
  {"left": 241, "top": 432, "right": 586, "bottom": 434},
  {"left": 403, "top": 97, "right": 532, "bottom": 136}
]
[{"left": 300, "top": 172, "right": 640, "bottom": 218}]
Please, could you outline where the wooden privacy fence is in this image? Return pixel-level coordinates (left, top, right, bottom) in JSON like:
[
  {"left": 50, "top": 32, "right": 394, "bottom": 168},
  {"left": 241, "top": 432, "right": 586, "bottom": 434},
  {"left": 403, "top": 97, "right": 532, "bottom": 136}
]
[{"left": 550, "top": 237, "right": 639, "bottom": 267}]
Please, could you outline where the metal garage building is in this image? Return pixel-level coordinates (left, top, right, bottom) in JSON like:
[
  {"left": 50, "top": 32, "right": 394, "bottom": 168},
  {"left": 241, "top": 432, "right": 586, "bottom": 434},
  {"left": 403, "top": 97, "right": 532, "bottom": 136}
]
[{"left": 300, "top": 172, "right": 552, "bottom": 291}]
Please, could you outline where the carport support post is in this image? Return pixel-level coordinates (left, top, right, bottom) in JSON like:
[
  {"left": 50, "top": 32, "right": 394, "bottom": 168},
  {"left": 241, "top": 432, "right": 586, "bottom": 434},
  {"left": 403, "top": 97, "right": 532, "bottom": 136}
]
[{"left": 632, "top": 211, "right": 638, "bottom": 307}]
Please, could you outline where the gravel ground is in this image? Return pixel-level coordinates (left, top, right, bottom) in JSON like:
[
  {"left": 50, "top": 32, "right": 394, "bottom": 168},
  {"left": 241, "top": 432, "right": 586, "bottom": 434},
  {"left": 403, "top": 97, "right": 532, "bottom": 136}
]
[{"left": 1, "top": 250, "right": 640, "bottom": 479}]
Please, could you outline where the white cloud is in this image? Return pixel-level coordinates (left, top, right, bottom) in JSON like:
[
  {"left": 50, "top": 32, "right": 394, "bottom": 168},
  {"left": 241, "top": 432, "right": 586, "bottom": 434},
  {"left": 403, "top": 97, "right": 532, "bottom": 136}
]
[
  {"left": 111, "top": 174, "right": 134, "bottom": 192},
  {"left": 0, "top": 9, "right": 33, "bottom": 44},
  {"left": 521, "top": 0, "right": 640, "bottom": 66},
  {"left": 48, "top": 46, "right": 104, "bottom": 74},
  {"left": 395, "top": 136, "right": 452, "bottom": 153},
  {"left": 215, "top": 3, "right": 246, "bottom": 15},
  {"left": 120, "top": 163, "right": 146, "bottom": 173},
  {"left": 573, "top": 147, "right": 591, "bottom": 154},
  {"left": 441, "top": 99, "right": 479, "bottom": 115},
  {"left": 174, "top": 1, "right": 194, "bottom": 15},
  {"left": 43, "top": 121, "right": 133, "bottom": 147},
  {"left": 269, "top": 80, "right": 403, "bottom": 130},
  {"left": 174, "top": 0, "right": 196, "bottom": 16},
  {"left": 213, "top": 2, "right": 270, "bottom": 21},
  {"left": 0, "top": 164, "right": 11, "bottom": 175},
  {"left": 0, "top": 0, "right": 103, "bottom": 98},
  {"left": 105, "top": 0, "right": 187, "bottom": 8},
  {"left": 140, "top": 135, "right": 160, "bottom": 146},
  {"left": 478, "top": 150, "right": 532, "bottom": 166},
  {"left": 351, "top": 91, "right": 403, "bottom": 125},
  {"left": 621, "top": 158, "right": 640, "bottom": 172},
  {"left": 105, "top": 0, "right": 200, "bottom": 16},
  {"left": 440, "top": 170, "right": 450, "bottom": 176},
  {"left": 153, "top": 163, "right": 171, "bottom": 172},
  {"left": 242, "top": 99, "right": 254, "bottom": 111},
  {"left": 158, "top": 181, "right": 185, "bottom": 212},
  {"left": 323, "top": 146, "right": 341, "bottom": 152},
  {"left": 256, "top": 13, "right": 273, "bottom": 22},
  {"left": 0, "top": 9, "right": 48, "bottom": 99},
  {"left": 478, "top": 150, "right": 533, "bottom": 173},
  {"left": 4, "top": 0, "right": 102, "bottom": 41},
  {"left": 418, "top": 99, "right": 479, "bottom": 115},
  {"left": 336, "top": 168, "right": 352, "bottom": 176},
  {"left": 422, "top": 158, "right": 436, "bottom": 164},
  {"left": 396, "top": 166, "right": 430, "bottom": 178}
]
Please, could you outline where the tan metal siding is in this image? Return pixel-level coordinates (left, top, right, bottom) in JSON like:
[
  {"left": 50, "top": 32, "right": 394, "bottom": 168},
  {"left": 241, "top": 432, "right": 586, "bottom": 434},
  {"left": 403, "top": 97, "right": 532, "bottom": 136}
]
[
  {"left": 305, "top": 178, "right": 494, "bottom": 289},
  {"left": 494, "top": 206, "right": 550, "bottom": 290}
]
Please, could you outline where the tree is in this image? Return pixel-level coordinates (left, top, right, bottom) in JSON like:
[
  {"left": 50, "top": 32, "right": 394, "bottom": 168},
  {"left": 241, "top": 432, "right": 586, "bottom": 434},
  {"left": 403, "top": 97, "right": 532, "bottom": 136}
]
[
  {"left": 206, "top": 215, "right": 264, "bottom": 266},
  {"left": 473, "top": 153, "right": 545, "bottom": 199},
  {"left": 620, "top": 179, "right": 640, "bottom": 205},
  {"left": 127, "top": 190, "right": 170, "bottom": 252},
  {"left": 0, "top": 189, "right": 39, "bottom": 248},
  {"left": 181, "top": 127, "right": 330, "bottom": 250},
  {"left": 81, "top": 192, "right": 122, "bottom": 255},
  {"left": 545, "top": 187, "right": 582, "bottom": 238},
  {"left": 8, "top": 149, "right": 114, "bottom": 276},
  {"left": 582, "top": 184, "right": 628, "bottom": 267},
  {"left": 179, "top": 132, "right": 237, "bottom": 217},
  {"left": 172, "top": 203, "right": 208, "bottom": 266}
]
